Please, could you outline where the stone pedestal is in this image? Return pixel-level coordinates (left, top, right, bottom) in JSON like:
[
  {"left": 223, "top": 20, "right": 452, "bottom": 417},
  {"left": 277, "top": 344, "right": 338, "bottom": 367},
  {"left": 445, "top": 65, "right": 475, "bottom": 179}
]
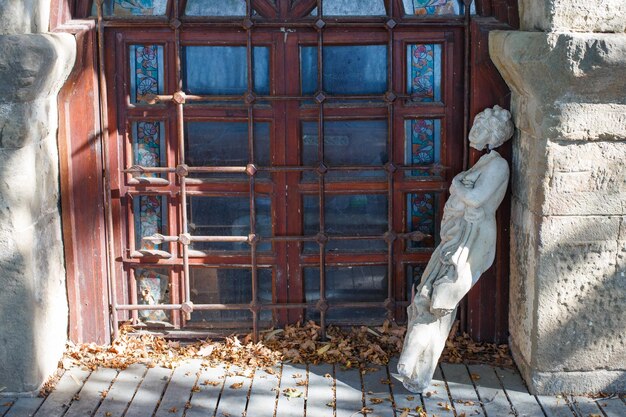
[
  {"left": 0, "top": 1, "right": 75, "bottom": 395},
  {"left": 490, "top": 0, "right": 626, "bottom": 395}
]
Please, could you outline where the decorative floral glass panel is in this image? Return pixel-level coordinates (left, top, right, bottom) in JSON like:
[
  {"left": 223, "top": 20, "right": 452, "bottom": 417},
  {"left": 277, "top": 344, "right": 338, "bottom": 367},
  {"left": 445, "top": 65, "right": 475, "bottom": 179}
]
[
  {"left": 313, "top": 0, "right": 386, "bottom": 16},
  {"left": 187, "top": 196, "right": 272, "bottom": 251},
  {"left": 402, "top": 0, "right": 460, "bottom": 15},
  {"left": 132, "top": 121, "right": 165, "bottom": 176},
  {"left": 184, "top": 46, "right": 270, "bottom": 95},
  {"left": 407, "top": 44, "right": 442, "bottom": 102},
  {"left": 185, "top": 0, "right": 246, "bottom": 16},
  {"left": 134, "top": 195, "right": 168, "bottom": 250},
  {"left": 129, "top": 45, "right": 165, "bottom": 103},
  {"left": 404, "top": 119, "right": 441, "bottom": 176},
  {"left": 189, "top": 268, "right": 272, "bottom": 323},
  {"left": 301, "top": 45, "right": 388, "bottom": 95},
  {"left": 406, "top": 264, "right": 427, "bottom": 299},
  {"left": 406, "top": 193, "right": 437, "bottom": 249},
  {"left": 304, "top": 266, "right": 388, "bottom": 321},
  {"left": 93, "top": 0, "right": 168, "bottom": 16},
  {"left": 135, "top": 268, "right": 170, "bottom": 322}
]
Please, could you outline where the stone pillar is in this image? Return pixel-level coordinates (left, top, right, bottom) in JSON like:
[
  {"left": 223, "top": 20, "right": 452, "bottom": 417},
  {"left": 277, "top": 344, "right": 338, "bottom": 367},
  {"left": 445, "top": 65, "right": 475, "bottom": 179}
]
[
  {"left": 489, "top": 1, "right": 626, "bottom": 394},
  {"left": 0, "top": 1, "right": 75, "bottom": 394}
]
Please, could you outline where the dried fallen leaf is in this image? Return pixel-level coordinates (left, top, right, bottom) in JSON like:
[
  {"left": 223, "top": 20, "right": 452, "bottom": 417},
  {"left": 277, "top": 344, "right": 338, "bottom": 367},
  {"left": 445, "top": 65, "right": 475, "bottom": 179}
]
[
  {"left": 398, "top": 409, "right": 410, "bottom": 417},
  {"left": 283, "top": 387, "right": 303, "bottom": 399},
  {"left": 369, "top": 397, "right": 384, "bottom": 404},
  {"left": 230, "top": 382, "right": 244, "bottom": 389},
  {"left": 470, "top": 373, "right": 481, "bottom": 381},
  {"left": 168, "top": 406, "right": 177, "bottom": 413},
  {"left": 295, "top": 379, "right": 307, "bottom": 386},
  {"left": 2, "top": 402, "right": 14, "bottom": 407}
]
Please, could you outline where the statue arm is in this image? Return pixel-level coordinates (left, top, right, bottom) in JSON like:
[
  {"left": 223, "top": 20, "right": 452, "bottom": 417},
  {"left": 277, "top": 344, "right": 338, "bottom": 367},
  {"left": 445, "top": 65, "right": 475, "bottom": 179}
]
[{"left": 451, "top": 157, "right": 509, "bottom": 209}]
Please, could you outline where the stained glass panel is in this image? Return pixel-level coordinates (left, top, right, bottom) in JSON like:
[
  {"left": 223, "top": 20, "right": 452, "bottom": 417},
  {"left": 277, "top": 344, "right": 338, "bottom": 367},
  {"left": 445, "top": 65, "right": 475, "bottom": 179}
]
[
  {"left": 406, "top": 264, "right": 427, "bottom": 299},
  {"left": 184, "top": 46, "right": 270, "bottom": 95},
  {"left": 407, "top": 44, "right": 442, "bottom": 102},
  {"left": 404, "top": 119, "right": 441, "bottom": 177},
  {"left": 93, "top": 0, "right": 168, "bottom": 16},
  {"left": 134, "top": 195, "right": 168, "bottom": 250},
  {"left": 301, "top": 45, "right": 388, "bottom": 95},
  {"left": 129, "top": 45, "right": 164, "bottom": 103},
  {"left": 132, "top": 121, "right": 165, "bottom": 178},
  {"left": 185, "top": 0, "right": 246, "bottom": 16},
  {"left": 135, "top": 268, "right": 170, "bottom": 322},
  {"left": 406, "top": 193, "right": 437, "bottom": 249},
  {"left": 402, "top": 0, "right": 459, "bottom": 15},
  {"left": 304, "top": 266, "right": 387, "bottom": 321}
]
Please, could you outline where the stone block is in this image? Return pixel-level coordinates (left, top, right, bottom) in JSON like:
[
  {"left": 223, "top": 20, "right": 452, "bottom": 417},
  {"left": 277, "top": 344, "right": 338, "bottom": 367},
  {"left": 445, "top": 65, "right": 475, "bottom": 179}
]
[
  {"left": 510, "top": 131, "right": 548, "bottom": 215},
  {"left": 518, "top": 0, "right": 626, "bottom": 33},
  {"left": 508, "top": 199, "right": 540, "bottom": 364},
  {"left": 0, "top": 141, "right": 68, "bottom": 393},
  {"left": 550, "top": 103, "right": 626, "bottom": 142},
  {"left": 0, "top": 31, "right": 75, "bottom": 394},
  {"left": 0, "top": 34, "right": 75, "bottom": 104},
  {"left": 533, "top": 241, "right": 626, "bottom": 372},
  {"left": 0, "top": 0, "right": 50, "bottom": 34},
  {"left": 541, "top": 141, "right": 626, "bottom": 216},
  {"left": 493, "top": 31, "right": 626, "bottom": 102}
]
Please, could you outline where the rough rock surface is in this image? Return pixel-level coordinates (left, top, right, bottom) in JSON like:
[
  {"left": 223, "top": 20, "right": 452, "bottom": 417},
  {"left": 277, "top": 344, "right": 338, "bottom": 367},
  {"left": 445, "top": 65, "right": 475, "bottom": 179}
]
[
  {"left": 0, "top": 32, "right": 75, "bottom": 393},
  {"left": 518, "top": 0, "right": 626, "bottom": 33},
  {"left": 490, "top": 28, "right": 626, "bottom": 394}
]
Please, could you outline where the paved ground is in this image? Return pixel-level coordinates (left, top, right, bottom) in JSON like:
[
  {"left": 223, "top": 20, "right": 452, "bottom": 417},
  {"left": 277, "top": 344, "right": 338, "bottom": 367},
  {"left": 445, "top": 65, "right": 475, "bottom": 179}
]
[{"left": 1, "top": 359, "right": 624, "bottom": 417}]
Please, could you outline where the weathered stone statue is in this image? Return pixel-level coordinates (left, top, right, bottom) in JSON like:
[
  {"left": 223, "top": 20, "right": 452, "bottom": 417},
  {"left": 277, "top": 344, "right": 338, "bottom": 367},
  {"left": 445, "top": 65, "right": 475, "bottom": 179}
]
[{"left": 395, "top": 105, "right": 514, "bottom": 393}]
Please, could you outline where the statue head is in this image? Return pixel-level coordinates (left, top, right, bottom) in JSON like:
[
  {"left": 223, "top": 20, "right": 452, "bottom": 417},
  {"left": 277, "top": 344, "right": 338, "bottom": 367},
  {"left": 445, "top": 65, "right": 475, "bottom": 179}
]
[{"left": 468, "top": 105, "right": 514, "bottom": 151}]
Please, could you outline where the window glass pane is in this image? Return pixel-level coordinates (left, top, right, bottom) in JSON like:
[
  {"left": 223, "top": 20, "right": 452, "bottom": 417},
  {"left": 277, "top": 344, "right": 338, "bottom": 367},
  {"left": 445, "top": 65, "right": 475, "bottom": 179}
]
[
  {"left": 301, "top": 120, "right": 387, "bottom": 180},
  {"left": 322, "top": 0, "right": 386, "bottom": 16},
  {"left": 406, "top": 193, "right": 438, "bottom": 249},
  {"left": 184, "top": 46, "right": 269, "bottom": 95},
  {"left": 130, "top": 45, "right": 165, "bottom": 103},
  {"left": 185, "top": 0, "right": 246, "bottom": 16},
  {"left": 134, "top": 195, "right": 168, "bottom": 250},
  {"left": 404, "top": 119, "right": 441, "bottom": 177},
  {"left": 301, "top": 45, "right": 388, "bottom": 95},
  {"left": 189, "top": 268, "right": 272, "bottom": 323},
  {"left": 304, "top": 266, "right": 387, "bottom": 321},
  {"left": 135, "top": 268, "right": 170, "bottom": 323},
  {"left": 187, "top": 196, "right": 271, "bottom": 251},
  {"left": 402, "top": 0, "right": 461, "bottom": 15},
  {"left": 185, "top": 122, "right": 270, "bottom": 178},
  {"left": 94, "top": 0, "right": 168, "bottom": 16},
  {"left": 304, "top": 194, "right": 387, "bottom": 235},
  {"left": 132, "top": 121, "right": 166, "bottom": 177},
  {"left": 407, "top": 44, "right": 442, "bottom": 102}
]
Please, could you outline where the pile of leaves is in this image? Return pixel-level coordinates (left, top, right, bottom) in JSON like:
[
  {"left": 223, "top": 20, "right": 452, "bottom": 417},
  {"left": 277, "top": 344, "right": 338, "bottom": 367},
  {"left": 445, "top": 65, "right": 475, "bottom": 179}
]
[
  {"left": 61, "top": 320, "right": 513, "bottom": 374},
  {"left": 262, "top": 320, "right": 405, "bottom": 366},
  {"left": 441, "top": 331, "right": 513, "bottom": 368}
]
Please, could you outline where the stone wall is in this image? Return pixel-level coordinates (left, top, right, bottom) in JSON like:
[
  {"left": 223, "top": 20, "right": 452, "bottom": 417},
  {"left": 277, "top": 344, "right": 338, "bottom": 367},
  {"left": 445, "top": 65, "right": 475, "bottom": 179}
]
[
  {"left": 490, "top": 0, "right": 626, "bottom": 394},
  {"left": 0, "top": 1, "right": 75, "bottom": 394}
]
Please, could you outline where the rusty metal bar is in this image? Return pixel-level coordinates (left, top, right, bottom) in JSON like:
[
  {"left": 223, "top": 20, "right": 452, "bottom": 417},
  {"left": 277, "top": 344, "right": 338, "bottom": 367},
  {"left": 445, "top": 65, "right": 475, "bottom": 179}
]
[
  {"left": 386, "top": 0, "right": 396, "bottom": 321},
  {"left": 100, "top": 20, "right": 466, "bottom": 29},
  {"left": 95, "top": 0, "right": 120, "bottom": 341},
  {"left": 115, "top": 301, "right": 390, "bottom": 312},
  {"left": 245, "top": 0, "right": 261, "bottom": 341},
  {"left": 171, "top": 0, "right": 192, "bottom": 322}
]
